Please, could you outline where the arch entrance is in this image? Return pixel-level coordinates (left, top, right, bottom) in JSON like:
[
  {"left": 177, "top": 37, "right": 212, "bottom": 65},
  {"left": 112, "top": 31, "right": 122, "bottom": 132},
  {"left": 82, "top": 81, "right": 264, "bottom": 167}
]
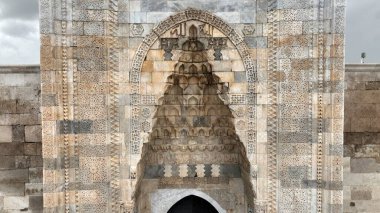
[
  {"left": 168, "top": 195, "right": 218, "bottom": 213},
  {"left": 132, "top": 9, "right": 255, "bottom": 213}
]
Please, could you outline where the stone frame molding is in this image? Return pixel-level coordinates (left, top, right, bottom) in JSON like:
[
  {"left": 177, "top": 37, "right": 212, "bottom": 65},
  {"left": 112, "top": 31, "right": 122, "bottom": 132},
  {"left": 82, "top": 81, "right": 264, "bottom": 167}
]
[
  {"left": 127, "top": 7, "right": 258, "bottom": 209},
  {"left": 150, "top": 189, "right": 226, "bottom": 213}
]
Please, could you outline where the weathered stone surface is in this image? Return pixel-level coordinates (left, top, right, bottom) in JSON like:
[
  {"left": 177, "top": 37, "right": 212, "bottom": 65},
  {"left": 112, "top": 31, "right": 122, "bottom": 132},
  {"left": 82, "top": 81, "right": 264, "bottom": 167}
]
[
  {"left": 25, "top": 125, "right": 42, "bottom": 142},
  {"left": 0, "top": 156, "right": 15, "bottom": 169},
  {"left": 0, "top": 169, "right": 29, "bottom": 183},
  {"left": 12, "top": 125, "right": 25, "bottom": 142},
  {"left": 0, "top": 126, "right": 12, "bottom": 143},
  {"left": 344, "top": 64, "right": 380, "bottom": 213},
  {"left": 351, "top": 189, "right": 372, "bottom": 200},
  {"left": 29, "top": 195, "right": 43, "bottom": 210},
  {"left": 0, "top": 143, "right": 24, "bottom": 155},
  {"left": 0, "top": 183, "right": 25, "bottom": 196},
  {"left": 3, "top": 196, "right": 29, "bottom": 210}
]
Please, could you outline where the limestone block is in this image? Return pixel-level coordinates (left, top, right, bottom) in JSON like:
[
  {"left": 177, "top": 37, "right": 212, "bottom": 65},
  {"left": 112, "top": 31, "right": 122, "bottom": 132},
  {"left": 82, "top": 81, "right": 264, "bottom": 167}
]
[
  {"left": 3, "top": 196, "right": 29, "bottom": 210},
  {"left": 351, "top": 189, "right": 372, "bottom": 200},
  {"left": 0, "top": 143, "right": 24, "bottom": 156},
  {"left": 0, "top": 183, "right": 25, "bottom": 196},
  {"left": 84, "top": 22, "right": 104, "bottom": 36},
  {"left": 29, "top": 195, "right": 43, "bottom": 210},
  {"left": 0, "top": 169, "right": 28, "bottom": 183},
  {"left": 130, "top": 12, "right": 147, "bottom": 23},
  {"left": 0, "top": 126, "right": 12, "bottom": 142},
  {"left": 0, "top": 156, "right": 15, "bottom": 169},
  {"left": 0, "top": 100, "right": 17, "bottom": 113},
  {"left": 29, "top": 168, "right": 43, "bottom": 183},
  {"left": 25, "top": 125, "right": 42, "bottom": 142},
  {"left": 12, "top": 125, "right": 25, "bottom": 142},
  {"left": 351, "top": 158, "right": 380, "bottom": 173},
  {"left": 25, "top": 183, "right": 43, "bottom": 196}
]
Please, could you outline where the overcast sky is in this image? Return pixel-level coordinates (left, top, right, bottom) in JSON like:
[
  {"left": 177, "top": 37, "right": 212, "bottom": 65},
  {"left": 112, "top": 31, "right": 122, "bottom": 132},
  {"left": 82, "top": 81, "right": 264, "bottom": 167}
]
[{"left": 0, "top": 0, "right": 378, "bottom": 65}]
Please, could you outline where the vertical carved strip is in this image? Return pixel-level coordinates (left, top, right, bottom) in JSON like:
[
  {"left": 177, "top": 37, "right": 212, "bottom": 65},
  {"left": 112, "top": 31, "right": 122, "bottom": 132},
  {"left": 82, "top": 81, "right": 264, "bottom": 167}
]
[
  {"left": 267, "top": 2, "right": 279, "bottom": 212},
  {"left": 60, "top": 0, "right": 70, "bottom": 212},
  {"left": 108, "top": 0, "right": 120, "bottom": 211},
  {"left": 317, "top": 0, "right": 326, "bottom": 212}
]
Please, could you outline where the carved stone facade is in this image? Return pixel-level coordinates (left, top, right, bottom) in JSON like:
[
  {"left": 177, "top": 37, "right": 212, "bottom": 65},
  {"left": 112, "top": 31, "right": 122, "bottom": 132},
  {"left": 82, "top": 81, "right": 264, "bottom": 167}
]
[{"left": 39, "top": 0, "right": 345, "bottom": 212}]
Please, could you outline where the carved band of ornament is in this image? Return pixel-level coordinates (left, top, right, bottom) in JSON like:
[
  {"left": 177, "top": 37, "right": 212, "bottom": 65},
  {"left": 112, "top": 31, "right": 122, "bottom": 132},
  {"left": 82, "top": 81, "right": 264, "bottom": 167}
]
[
  {"left": 144, "top": 154, "right": 240, "bottom": 165},
  {"left": 316, "top": 0, "right": 325, "bottom": 212},
  {"left": 148, "top": 144, "right": 236, "bottom": 152}
]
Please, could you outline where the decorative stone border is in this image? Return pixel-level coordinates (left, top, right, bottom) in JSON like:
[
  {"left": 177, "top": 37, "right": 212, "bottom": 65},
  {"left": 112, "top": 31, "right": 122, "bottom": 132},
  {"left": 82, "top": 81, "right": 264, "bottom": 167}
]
[
  {"left": 128, "top": 7, "right": 258, "bottom": 210},
  {"left": 129, "top": 7, "right": 257, "bottom": 152},
  {"left": 151, "top": 189, "right": 226, "bottom": 213}
]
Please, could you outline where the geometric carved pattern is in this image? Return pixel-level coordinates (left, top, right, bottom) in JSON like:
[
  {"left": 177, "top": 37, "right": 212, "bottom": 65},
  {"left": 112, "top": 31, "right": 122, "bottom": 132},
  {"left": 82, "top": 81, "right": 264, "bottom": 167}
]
[
  {"left": 108, "top": 0, "right": 120, "bottom": 211},
  {"left": 267, "top": 1, "right": 279, "bottom": 212},
  {"left": 130, "top": 8, "right": 257, "bottom": 160},
  {"left": 60, "top": 0, "right": 70, "bottom": 211},
  {"left": 317, "top": 0, "right": 326, "bottom": 212}
]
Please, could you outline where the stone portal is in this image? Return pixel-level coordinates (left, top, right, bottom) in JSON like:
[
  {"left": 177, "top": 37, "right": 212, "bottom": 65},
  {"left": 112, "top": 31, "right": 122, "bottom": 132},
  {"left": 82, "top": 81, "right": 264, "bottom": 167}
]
[{"left": 134, "top": 25, "right": 254, "bottom": 213}]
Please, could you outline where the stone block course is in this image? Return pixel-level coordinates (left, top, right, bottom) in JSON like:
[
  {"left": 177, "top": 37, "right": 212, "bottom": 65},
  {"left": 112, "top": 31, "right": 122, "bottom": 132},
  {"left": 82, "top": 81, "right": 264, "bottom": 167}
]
[
  {"left": 344, "top": 64, "right": 380, "bottom": 213},
  {"left": 3, "top": 196, "right": 29, "bottom": 210},
  {"left": 0, "top": 126, "right": 12, "bottom": 143},
  {"left": 0, "top": 170, "right": 29, "bottom": 183},
  {"left": 25, "top": 125, "right": 42, "bottom": 142}
]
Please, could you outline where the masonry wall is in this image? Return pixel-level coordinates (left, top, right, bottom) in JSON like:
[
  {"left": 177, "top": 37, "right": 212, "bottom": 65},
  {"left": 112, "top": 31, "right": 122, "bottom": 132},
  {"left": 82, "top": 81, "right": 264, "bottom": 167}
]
[
  {"left": 3, "top": 63, "right": 380, "bottom": 212},
  {"left": 344, "top": 64, "right": 380, "bottom": 212},
  {"left": 0, "top": 66, "right": 42, "bottom": 212}
]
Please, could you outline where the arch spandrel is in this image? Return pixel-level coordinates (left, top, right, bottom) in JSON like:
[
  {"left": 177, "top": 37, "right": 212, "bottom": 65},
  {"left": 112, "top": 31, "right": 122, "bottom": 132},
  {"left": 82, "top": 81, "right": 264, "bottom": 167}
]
[
  {"left": 131, "top": 11, "right": 257, "bottom": 212},
  {"left": 130, "top": 8, "right": 257, "bottom": 155}
]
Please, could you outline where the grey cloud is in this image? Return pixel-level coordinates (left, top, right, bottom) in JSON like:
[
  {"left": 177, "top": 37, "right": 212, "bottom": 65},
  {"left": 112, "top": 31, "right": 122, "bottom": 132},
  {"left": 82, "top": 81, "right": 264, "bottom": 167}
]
[
  {"left": 0, "top": 20, "right": 38, "bottom": 38},
  {"left": 0, "top": 0, "right": 39, "bottom": 20},
  {"left": 345, "top": 0, "right": 380, "bottom": 63}
]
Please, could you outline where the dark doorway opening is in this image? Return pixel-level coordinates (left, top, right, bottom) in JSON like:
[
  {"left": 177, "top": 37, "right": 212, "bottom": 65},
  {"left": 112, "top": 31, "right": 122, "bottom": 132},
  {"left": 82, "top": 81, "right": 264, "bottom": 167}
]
[{"left": 167, "top": 195, "right": 219, "bottom": 213}]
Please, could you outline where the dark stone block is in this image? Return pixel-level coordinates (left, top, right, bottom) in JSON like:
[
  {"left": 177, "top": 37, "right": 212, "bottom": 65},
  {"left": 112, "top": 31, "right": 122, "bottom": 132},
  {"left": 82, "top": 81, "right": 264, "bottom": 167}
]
[
  {"left": 344, "top": 132, "right": 356, "bottom": 145},
  {"left": 58, "top": 120, "right": 93, "bottom": 134},
  {"left": 362, "top": 133, "right": 380, "bottom": 145},
  {"left": 0, "top": 143, "right": 24, "bottom": 155},
  {"left": 302, "top": 180, "right": 342, "bottom": 190},
  {"left": 24, "top": 143, "right": 37, "bottom": 155},
  {"left": 171, "top": 164, "right": 179, "bottom": 177},
  {"left": 0, "top": 156, "right": 15, "bottom": 169},
  {"left": 188, "top": 164, "right": 196, "bottom": 177},
  {"left": 220, "top": 164, "right": 241, "bottom": 178},
  {"left": 29, "top": 196, "right": 43, "bottom": 210},
  {"left": 0, "top": 100, "right": 17, "bottom": 113},
  {"left": 0, "top": 169, "right": 29, "bottom": 183},
  {"left": 193, "top": 116, "right": 210, "bottom": 127},
  {"left": 16, "top": 100, "right": 39, "bottom": 114},
  {"left": 351, "top": 189, "right": 372, "bottom": 200},
  {"left": 30, "top": 156, "right": 43, "bottom": 168},
  {"left": 365, "top": 81, "right": 380, "bottom": 90},
  {"left": 204, "top": 164, "right": 212, "bottom": 177},
  {"left": 141, "top": 0, "right": 168, "bottom": 11},
  {"left": 29, "top": 168, "right": 43, "bottom": 183},
  {"left": 15, "top": 156, "right": 31, "bottom": 169},
  {"left": 12, "top": 125, "right": 25, "bottom": 142},
  {"left": 351, "top": 157, "right": 380, "bottom": 173},
  {"left": 0, "top": 183, "right": 25, "bottom": 196},
  {"left": 234, "top": 72, "right": 246, "bottom": 82},
  {"left": 244, "top": 37, "right": 257, "bottom": 48},
  {"left": 144, "top": 165, "right": 164, "bottom": 179},
  {"left": 344, "top": 145, "right": 355, "bottom": 157},
  {"left": 41, "top": 94, "right": 57, "bottom": 106}
]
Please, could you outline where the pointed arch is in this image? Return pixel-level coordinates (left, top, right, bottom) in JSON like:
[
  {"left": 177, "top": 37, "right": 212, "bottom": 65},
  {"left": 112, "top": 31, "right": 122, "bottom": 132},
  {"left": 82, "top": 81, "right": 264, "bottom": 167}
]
[
  {"left": 130, "top": 8, "right": 256, "bottom": 87},
  {"left": 151, "top": 189, "right": 226, "bottom": 213}
]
